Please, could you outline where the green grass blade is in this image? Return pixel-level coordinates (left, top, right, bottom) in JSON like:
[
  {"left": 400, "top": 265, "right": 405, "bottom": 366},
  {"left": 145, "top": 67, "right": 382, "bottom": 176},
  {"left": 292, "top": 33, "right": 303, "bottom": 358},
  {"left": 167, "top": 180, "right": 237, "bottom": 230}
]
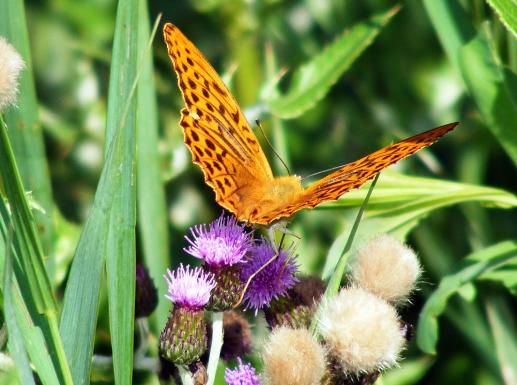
[
  {"left": 59, "top": 1, "right": 139, "bottom": 382},
  {"left": 59, "top": 107, "right": 137, "bottom": 384},
  {"left": 380, "top": 357, "right": 433, "bottom": 385},
  {"left": 0, "top": 118, "right": 53, "bottom": 314},
  {"left": 487, "top": 0, "right": 517, "bottom": 37},
  {"left": 266, "top": 6, "right": 399, "bottom": 119},
  {"left": 5, "top": 285, "right": 60, "bottom": 385},
  {"left": 137, "top": 3, "right": 170, "bottom": 331},
  {"left": 417, "top": 240, "right": 517, "bottom": 354},
  {"left": 424, "top": 0, "right": 517, "bottom": 166},
  {"left": 0, "top": 116, "right": 72, "bottom": 384},
  {"left": 310, "top": 175, "right": 378, "bottom": 334},
  {"left": 105, "top": 1, "right": 138, "bottom": 384},
  {"left": 324, "top": 174, "right": 379, "bottom": 296},
  {"left": 0, "top": 0, "right": 54, "bottom": 257},
  {"left": 485, "top": 296, "right": 517, "bottom": 385},
  {"left": 3, "top": 228, "right": 37, "bottom": 385},
  {"left": 59, "top": 146, "right": 115, "bottom": 384}
]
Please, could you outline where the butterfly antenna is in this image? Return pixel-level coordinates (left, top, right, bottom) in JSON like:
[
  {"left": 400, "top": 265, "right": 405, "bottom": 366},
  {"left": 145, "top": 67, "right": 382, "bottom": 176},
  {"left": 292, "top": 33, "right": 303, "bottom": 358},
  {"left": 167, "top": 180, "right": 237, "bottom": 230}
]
[
  {"left": 232, "top": 232, "right": 287, "bottom": 309},
  {"left": 256, "top": 119, "right": 291, "bottom": 176},
  {"left": 300, "top": 164, "right": 348, "bottom": 182}
]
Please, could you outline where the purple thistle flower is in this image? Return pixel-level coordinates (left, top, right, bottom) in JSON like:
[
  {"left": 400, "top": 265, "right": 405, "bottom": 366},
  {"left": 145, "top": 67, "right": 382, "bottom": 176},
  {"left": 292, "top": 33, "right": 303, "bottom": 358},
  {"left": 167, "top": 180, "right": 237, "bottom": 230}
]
[
  {"left": 185, "top": 213, "right": 253, "bottom": 267},
  {"left": 164, "top": 264, "right": 216, "bottom": 309},
  {"left": 240, "top": 239, "right": 298, "bottom": 311},
  {"left": 224, "top": 358, "right": 261, "bottom": 385}
]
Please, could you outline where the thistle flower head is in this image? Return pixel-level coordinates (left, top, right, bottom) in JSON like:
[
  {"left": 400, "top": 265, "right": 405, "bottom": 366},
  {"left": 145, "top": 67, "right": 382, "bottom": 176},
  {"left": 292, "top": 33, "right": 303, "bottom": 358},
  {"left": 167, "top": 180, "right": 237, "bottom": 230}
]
[
  {"left": 224, "top": 358, "right": 261, "bottom": 385},
  {"left": 164, "top": 264, "right": 215, "bottom": 310},
  {"left": 185, "top": 213, "right": 253, "bottom": 267},
  {"left": 240, "top": 239, "right": 298, "bottom": 311},
  {"left": 0, "top": 37, "right": 25, "bottom": 111}
]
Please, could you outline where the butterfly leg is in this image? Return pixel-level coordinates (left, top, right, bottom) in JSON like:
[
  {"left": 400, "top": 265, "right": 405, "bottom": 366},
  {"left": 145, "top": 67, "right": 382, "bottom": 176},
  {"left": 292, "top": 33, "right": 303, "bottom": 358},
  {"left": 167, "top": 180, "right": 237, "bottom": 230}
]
[{"left": 267, "top": 221, "right": 300, "bottom": 251}]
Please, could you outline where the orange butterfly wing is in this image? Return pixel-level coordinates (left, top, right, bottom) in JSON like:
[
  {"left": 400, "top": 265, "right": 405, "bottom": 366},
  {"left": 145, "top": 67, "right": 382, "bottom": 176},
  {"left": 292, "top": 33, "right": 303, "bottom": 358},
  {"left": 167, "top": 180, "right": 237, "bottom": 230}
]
[
  {"left": 163, "top": 23, "right": 273, "bottom": 216},
  {"left": 164, "top": 23, "right": 457, "bottom": 226},
  {"left": 250, "top": 122, "right": 458, "bottom": 224}
]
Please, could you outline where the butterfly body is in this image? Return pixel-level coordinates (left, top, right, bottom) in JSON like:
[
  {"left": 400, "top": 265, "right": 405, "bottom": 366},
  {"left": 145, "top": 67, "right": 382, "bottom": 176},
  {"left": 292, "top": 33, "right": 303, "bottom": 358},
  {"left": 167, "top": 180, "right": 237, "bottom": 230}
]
[
  {"left": 236, "top": 175, "right": 304, "bottom": 224},
  {"left": 164, "top": 23, "right": 458, "bottom": 226}
]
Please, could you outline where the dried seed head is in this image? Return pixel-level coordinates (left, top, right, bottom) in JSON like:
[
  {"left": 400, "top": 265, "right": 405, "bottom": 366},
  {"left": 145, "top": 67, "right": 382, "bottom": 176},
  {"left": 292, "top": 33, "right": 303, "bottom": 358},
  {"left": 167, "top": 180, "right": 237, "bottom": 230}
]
[
  {"left": 318, "top": 287, "right": 404, "bottom": 374},
  {"left": 262, "top": 327, "right": 326, "bottom": 385},
  {"left": 351, "top": 234, "right": 421, "bottom": 304}
]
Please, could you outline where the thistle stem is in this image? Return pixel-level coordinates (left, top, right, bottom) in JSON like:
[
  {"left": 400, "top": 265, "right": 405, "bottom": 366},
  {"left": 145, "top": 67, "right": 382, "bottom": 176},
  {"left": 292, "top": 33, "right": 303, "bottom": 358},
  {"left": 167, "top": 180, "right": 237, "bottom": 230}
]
[{"left": 206, "top": 311, "right": 224, "bottom": 385}]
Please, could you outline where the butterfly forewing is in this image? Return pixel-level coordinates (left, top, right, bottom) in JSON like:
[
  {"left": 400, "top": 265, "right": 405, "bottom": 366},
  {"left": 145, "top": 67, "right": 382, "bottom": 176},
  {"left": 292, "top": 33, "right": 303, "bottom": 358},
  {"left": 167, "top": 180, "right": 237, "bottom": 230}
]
[
  {"left": 163, "top": 23, "right": 273, "bottom": 214},
  {"left": 252, "top": 123, "right": 458, "bottom": 224}
]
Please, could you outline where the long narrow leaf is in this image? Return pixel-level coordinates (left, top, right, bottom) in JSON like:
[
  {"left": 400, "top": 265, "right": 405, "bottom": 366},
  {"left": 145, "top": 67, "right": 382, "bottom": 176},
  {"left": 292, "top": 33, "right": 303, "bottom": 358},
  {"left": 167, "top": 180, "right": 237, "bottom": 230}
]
[
  {"left": 485, "top": 296, "right": 517, "bottom": 385},
  {"left": 486, "top": 0, "right": 517, "bottom": 37},
  {"left": 3, "top": 226, "right": 36, "bottom": 385},
  {"left": 137, "top": 3, "right": 170, "bottom": 331},
  {"left": 424, "top": 0, "right": 517, "bottom": 166},
  {"left": 104, "top": 1, "right": 138, "bottom": 384},
  {"left": 0, "top": 0, "right": 54, "bottom": 256},
  {"left": 266, "top": 6, "right": 399, "bottom": 119},
  {"left": 417, "top": 240, "right": 517, "bottom": 354},
  {"left": 0, "top": 116, "right": 72, "bottom": 384}
]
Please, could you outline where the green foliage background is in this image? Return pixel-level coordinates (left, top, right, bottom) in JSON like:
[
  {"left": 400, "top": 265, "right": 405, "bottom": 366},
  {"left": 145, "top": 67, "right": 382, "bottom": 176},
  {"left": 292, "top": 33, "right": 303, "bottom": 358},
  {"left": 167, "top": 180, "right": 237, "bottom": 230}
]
[{"left": 0, "top": 0, "right": 516, "bottom": 384}]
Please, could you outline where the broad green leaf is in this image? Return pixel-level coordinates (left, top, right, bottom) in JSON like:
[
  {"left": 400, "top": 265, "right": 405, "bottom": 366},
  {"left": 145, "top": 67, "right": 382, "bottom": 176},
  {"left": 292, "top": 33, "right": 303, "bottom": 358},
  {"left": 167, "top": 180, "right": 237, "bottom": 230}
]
[
  {"left": 266, "top": 6, "right": 399, "bottom": 119},
  {"left": 458, "top": 28, "right": 517, "bottom": 167},
  {"left": 417, "top": 240, "right": 517, "bottom": 354},
  {"left": 424, "top": 0, "right": 517, "bottom": 166},
  {"left": 0, "top": 0, "right": 54, "bottom": 257},
  {"left": 137, "top": 1, "right": 170, "bottom": 331},
  {"left": 479, "top": 268, "right": 517, "bottom": 295},
  {"left": 487, "top": 0, "right": 517, "bottom": 37}
]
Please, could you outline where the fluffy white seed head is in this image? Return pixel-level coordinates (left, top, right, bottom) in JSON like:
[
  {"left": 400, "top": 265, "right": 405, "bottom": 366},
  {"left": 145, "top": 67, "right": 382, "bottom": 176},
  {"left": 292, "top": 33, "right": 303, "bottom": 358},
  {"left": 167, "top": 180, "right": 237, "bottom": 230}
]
[
  {"left": 262, "top": 327, "right": 326, "bottom": 385},
  {"left": 0, "top": 37, "right": 25, "bottom": 111},
  {"left": 351, "top": 234, "right": 421, "bottom": 303},
  {"left": 318, "top": 286, "right": 404, "bottom": 374}
]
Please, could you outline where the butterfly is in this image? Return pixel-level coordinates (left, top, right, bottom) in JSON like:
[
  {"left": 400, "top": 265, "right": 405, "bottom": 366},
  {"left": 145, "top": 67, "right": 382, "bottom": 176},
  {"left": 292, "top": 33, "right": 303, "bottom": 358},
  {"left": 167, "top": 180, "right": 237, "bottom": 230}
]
[{"left": 163, "top": 23, "right": 458, "bottom": 226}]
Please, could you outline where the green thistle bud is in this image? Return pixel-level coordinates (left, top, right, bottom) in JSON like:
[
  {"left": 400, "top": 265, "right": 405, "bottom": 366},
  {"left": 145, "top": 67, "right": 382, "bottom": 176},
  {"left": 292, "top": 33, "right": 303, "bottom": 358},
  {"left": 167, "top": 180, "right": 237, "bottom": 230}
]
[
  {"left": 205, "top": 265, "right": 244, "bottom": 311},
  {"left": 160, "top": 307, "right": 208, "bottom": 365}
]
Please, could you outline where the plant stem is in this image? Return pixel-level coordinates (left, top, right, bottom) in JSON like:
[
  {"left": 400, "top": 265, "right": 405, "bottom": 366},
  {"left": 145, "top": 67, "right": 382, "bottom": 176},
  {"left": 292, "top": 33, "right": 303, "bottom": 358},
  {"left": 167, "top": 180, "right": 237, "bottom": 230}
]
[{"left": 206, "top": 312, "right": 224, "bottom": 385}]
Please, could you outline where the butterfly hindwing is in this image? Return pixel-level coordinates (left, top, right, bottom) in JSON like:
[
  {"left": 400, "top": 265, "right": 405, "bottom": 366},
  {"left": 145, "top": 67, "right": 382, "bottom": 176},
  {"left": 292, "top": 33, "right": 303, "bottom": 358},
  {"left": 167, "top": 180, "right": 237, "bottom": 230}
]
[{"left": 253, "top": 123, "right": 458, "bottom": 224}]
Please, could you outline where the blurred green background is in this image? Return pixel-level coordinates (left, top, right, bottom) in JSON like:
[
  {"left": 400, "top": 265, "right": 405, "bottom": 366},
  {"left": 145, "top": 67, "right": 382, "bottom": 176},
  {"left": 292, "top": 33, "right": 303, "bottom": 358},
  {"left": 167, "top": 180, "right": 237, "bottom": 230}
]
[{"left": 1, "top": 0, "right": 517, "bottom": 384}]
